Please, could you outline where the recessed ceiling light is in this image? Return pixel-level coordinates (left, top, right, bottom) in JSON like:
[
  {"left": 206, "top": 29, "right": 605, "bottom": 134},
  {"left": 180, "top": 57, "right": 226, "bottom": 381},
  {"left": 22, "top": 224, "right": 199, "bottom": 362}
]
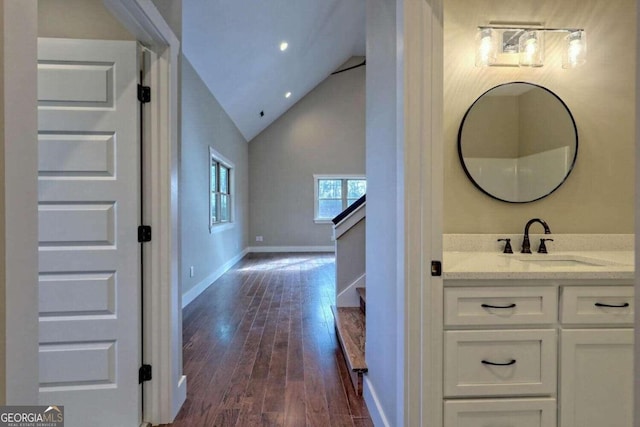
[
  {"left": 285, "top": 92, "right": 292, "bottom": 98},
  {"left": 280, "top": 41, "right": 288, "bottom": 51}
]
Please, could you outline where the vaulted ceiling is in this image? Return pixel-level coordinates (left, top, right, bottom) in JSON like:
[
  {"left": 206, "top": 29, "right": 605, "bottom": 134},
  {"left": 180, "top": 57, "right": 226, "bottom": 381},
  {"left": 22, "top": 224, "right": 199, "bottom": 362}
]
[{"left": 183, "top": 0, "right": 366, "bottom": 142}]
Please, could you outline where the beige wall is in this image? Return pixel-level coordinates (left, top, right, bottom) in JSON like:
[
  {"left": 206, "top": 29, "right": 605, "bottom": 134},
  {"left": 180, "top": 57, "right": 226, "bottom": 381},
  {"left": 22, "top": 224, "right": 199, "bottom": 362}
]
[
  {"left": 462, "top": 86, "right": 576, "bottom": 159},
  {"left": 519, "top": 87, "right": 576, "bottom": 156},
  {"left": 461, "top": 96, "right": 520, "bottom": 158},
  {"left": 151, "top": 0, "right": 181, "bottom": 40},
  {"left": 38, "top": 0, "right": 133, "bottom": 40},
  {"left": 181, "top": 58, "right": 249, "bottom": 296},
  {"left": 444, "top": 0, "right": 636, "bottom": 233},
  {"left": 249, "top": 57, "right": 365, "bottom": 248}
]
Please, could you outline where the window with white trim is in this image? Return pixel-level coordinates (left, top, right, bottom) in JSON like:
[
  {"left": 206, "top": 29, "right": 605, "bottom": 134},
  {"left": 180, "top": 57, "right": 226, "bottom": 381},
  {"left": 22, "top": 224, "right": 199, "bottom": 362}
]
[
  {"left": 210, "top": 147, "right": 233, "bottom": 231},
  {"left": 314, "top": 175, "right": 366, "bottom": 222}
]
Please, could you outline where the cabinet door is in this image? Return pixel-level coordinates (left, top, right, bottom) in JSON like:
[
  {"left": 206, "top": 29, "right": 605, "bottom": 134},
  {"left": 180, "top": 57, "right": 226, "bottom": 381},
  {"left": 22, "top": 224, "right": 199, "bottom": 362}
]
[{"left": 560, "top": 329, "right": 633, "bottom": 427}]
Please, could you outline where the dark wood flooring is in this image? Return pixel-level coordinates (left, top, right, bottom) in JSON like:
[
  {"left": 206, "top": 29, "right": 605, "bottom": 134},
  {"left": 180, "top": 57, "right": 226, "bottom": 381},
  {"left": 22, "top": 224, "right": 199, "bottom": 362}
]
[{"left": 161, "top": 253, "right": 373, "bottom": 427}]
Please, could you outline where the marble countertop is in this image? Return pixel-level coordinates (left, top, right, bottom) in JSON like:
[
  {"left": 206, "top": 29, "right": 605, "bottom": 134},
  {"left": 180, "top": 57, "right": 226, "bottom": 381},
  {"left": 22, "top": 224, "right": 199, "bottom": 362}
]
[{"left": 443, "top": 251, "right": 634, "bottom": 280}]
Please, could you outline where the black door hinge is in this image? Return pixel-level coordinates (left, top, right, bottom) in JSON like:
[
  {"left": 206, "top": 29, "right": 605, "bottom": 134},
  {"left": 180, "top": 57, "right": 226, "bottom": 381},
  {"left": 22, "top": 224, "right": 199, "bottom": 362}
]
[
  {"left": 137, "top": 84, "right": 151, "bottom": 103},
  {"left": 139, "top": 364, "right": 152, "bottom": 383},
  {"left": 138, "top": 225, "right": 152, "bottom": 242},
  {"left": 431, "top": 260, "right": 442, "bottom": 277}
]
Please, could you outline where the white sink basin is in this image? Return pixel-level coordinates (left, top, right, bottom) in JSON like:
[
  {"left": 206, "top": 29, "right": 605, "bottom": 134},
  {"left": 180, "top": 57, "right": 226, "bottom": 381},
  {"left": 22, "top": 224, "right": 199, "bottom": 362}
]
[{"left": 513, "top": 254, "right": 614, "bottom": 267}]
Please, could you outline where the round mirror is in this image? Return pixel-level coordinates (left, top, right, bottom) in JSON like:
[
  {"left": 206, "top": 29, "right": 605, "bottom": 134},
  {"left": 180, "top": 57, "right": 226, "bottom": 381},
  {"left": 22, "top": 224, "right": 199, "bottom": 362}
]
[{"left": 458, "top": 82, "right": 578, "bottom": 203}]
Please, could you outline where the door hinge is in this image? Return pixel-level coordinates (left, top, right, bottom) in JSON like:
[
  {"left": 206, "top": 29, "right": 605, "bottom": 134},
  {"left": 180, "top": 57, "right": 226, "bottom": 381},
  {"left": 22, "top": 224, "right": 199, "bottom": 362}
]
[
  {"left": 431, "top": 260, "right": 442, "bottom": 277},
  {"left": 137, "top": 84, "right": 151, "bottom": 103},
  {"left": 138, "top": 225, "right": 152, "bottom": 242},
  {"left": 139, "top": 364, "right": 152, "bottom": 383}
]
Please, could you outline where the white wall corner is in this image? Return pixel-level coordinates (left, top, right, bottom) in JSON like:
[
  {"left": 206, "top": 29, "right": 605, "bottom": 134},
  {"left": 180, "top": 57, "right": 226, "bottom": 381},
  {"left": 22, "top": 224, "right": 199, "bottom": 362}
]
[
  {"left": 182, "top": 248, "right": 249, "bottom": 308},
  {"left": 336, "top": 273, "right": 366, "bottom": 307},
  {"left": 364, "top": 377, "right": 392, "bottom": 427}
]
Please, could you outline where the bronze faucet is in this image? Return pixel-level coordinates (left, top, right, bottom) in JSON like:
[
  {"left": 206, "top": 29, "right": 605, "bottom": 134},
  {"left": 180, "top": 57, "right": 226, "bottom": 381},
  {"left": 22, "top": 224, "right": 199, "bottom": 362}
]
[{"left": 521, "top": 218, "right": 551, "bottom": 253}]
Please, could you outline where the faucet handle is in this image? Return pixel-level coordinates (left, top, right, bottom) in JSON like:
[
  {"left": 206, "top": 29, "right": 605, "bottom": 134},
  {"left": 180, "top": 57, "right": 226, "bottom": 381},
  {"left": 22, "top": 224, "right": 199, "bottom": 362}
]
[
  {"left": 538, "top": 238, "right": 554, "bottom": 254},
  {"left": 498, "top": 238, "right": 513, "bottom": 254}
]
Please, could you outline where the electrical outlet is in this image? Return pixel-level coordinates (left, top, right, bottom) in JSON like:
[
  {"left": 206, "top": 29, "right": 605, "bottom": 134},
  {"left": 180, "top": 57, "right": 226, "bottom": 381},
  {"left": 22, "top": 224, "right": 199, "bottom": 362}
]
[
  {"left": 256, "top": 236, "right": 263, "bottom": 242},
  {"left": 189, "top": 266, "right": 194, "bottom": 277}
]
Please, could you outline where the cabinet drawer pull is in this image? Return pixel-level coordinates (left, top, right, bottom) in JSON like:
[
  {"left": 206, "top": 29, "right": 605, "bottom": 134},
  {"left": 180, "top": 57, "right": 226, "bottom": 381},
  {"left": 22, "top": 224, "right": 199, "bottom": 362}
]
[
  {"left": 481, "top": 303, "right": 516, "bottom": 309},
  {"left": 594, "top": 302, "right": 630, "bottom": 308},
  {"left": 481, "top": 359, "right": 517, "bottom": 366}
]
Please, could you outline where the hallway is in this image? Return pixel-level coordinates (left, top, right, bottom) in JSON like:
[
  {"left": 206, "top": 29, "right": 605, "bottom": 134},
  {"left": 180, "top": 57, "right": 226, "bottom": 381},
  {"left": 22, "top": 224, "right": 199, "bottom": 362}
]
[{"left": 164, "top": 253, "right": 373, "bottom": 427}]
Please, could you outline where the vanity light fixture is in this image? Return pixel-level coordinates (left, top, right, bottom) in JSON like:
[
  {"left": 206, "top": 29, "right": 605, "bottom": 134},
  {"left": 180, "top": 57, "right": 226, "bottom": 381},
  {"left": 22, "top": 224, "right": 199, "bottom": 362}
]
[
  {"left": 475, "top": 28, "right": 498, "bottom": 66},
  {"left": 475, "top": 25, "right": 586, "bottom": 68},
  {"left": 279, "top": 41, "right": 289, "bottom": 51},
  {"left": 563, "top": 30, "right": 587, "bottom": 68},
  {"left": 518, "top": 30, "right": 544, "bottom": 67}
]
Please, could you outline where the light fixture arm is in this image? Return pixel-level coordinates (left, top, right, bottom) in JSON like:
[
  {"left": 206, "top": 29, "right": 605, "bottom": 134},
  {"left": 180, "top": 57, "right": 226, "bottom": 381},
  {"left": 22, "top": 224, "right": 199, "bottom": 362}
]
[{"left": 477, "top": 25, "right": 584, "bottom": 34}]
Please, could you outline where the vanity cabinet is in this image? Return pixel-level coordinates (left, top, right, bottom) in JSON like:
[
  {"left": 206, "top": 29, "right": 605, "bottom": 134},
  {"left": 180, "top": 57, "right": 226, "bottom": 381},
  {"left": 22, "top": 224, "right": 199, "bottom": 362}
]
[
  {"left": 559, "top": 286, "right": 634, "bottom": 427},
  {"left": 442, "top": 282, "right": 633, "bottom": 427}
]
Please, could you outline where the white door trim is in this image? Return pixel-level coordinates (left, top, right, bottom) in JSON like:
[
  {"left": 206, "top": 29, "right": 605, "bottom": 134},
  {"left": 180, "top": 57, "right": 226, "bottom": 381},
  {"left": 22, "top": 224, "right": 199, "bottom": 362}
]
[
  {"left": 402, "top": 0, "right": 443, "bottom": 425},
  {"left": 1, "top": 0, "right": 39, "bottom": 404},
  {"left": 636, "top": 1, "right": 640, "bottom": 425},
  {"left": 102, "top": 1, "right": 183, "bottom": 424}
]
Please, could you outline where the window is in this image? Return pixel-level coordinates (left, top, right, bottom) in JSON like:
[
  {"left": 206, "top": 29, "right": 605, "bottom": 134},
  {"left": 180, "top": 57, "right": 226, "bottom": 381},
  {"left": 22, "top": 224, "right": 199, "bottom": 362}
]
[
  {"left": 314, "top": 175, "right": 366, "bottom": 222},
  {"left": 210, "top": 147, "right": 233, "bottom": 231}
]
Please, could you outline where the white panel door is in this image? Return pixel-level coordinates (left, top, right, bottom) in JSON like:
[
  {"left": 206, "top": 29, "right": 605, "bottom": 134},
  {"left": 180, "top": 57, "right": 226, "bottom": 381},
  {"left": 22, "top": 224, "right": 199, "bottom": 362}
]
[{"left": 37, "top": 38, "right": 140, "bottom": 427}]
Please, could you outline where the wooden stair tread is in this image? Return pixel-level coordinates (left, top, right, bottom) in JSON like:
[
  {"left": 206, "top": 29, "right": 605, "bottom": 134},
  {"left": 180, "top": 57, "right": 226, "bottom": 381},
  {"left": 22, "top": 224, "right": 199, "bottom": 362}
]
[
  {"left": 331, "top": 306, "right": 367, "bottom": 372},
  {"left": 356, "top": 287, "right": 366, "bottom": 303}
]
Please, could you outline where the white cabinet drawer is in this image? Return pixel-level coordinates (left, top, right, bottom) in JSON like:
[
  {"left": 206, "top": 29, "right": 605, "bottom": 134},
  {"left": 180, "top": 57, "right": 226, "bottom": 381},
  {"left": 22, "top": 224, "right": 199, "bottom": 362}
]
[
  {"left": 444, "top": 330, "right": 557, "bottom": 397},
  {"left": 445, "top": 287, "right": 557, "bottom": 326},
  {"left": 444, "top": 398, "right": 557, "bottom": 427},
  {"left": 561, "top": 286, "right": 633, "bottom": 325}
]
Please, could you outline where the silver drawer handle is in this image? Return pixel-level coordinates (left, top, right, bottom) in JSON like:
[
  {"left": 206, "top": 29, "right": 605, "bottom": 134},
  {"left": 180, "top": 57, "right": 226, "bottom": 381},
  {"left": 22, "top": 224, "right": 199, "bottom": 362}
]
[
  {"left": 481, "top": 359, "right": 516, "bottom": 366},
  {"left": 481, "top": 303, "right": 516, "bottom": 309},
  {"left": 594, "top": 302, "right": 630, "bottom": 308}
]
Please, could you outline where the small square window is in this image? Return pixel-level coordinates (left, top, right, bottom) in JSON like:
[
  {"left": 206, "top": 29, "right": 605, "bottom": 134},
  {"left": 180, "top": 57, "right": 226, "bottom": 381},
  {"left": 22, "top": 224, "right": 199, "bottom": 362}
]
[{"left": 314, "top": 175, "right": 366, "bottom": 222}]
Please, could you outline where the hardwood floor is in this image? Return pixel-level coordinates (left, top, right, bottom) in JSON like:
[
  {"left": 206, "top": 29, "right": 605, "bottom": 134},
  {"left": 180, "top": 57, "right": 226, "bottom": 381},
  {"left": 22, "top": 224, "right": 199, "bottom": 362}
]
[{"left": 161, "top": 253, "right": 373, "bottom": 427}]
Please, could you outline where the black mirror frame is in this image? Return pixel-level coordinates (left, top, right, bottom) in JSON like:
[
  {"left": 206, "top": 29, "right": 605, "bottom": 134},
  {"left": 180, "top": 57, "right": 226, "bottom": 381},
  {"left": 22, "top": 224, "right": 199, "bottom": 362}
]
[{"left": 457, "top": 82, "right": 579, "bottom": 204}]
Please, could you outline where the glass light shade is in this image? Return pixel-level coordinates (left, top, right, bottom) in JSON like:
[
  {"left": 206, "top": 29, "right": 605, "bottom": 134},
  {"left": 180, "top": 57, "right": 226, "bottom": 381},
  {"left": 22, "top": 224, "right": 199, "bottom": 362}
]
[
  {"left": 562, "top": 30, "right": 587, "bottom": 68},
  {"left": 475, "top": 28, "right": 498, "bottom": 67},
  {"left": 518, "top": 31, "right": 544, "bottom": 67}
]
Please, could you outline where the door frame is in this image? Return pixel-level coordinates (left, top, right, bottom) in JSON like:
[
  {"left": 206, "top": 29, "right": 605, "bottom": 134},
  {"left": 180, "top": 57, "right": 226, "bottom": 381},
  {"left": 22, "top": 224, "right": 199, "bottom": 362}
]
[
  {"left": 1, "top": 1, "right": 183, "bottom": 421},
  {"left": 102, "top": 1, "right": 183, "bottom": 425},
  {"left": 401, "top": 0, "right": 444, "bottom": 425},
  {"left": 1, "top": 0, "right": 39, "bottom": 405}
]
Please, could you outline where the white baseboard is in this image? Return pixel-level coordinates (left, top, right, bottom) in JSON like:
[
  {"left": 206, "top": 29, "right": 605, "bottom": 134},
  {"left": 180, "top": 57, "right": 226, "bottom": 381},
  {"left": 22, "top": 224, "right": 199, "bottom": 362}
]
[
  {"left": 364, "top": 376, "right": 392, "bottom": 427},
  {"left": 182, "top": 248, "right": 249, "bottom": 308},
  {"left": 337, "top": 273, "right": 365, "bottom": 307},
  {"left": 248, "top": 245, "right": 334, "bottom": 253}
]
